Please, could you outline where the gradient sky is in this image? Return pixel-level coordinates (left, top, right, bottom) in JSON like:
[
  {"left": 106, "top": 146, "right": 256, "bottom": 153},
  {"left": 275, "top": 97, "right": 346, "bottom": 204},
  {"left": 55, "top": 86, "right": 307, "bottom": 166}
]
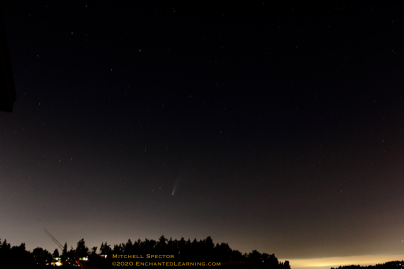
[{"left": 1, "top": 2, "right": 404, "bottom": 268}]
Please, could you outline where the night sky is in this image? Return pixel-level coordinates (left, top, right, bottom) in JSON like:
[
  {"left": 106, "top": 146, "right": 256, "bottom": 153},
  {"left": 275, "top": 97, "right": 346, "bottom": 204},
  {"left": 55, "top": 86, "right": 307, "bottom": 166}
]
[{"left": 1, "top": 2, "right": 404, "bottom": 268}]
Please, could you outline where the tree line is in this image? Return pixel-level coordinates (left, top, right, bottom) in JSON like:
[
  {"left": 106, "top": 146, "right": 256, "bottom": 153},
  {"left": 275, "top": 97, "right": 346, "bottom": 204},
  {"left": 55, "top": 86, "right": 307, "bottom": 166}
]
[{"left": 0, "top": 236, "right": 290, "bottom": 268}]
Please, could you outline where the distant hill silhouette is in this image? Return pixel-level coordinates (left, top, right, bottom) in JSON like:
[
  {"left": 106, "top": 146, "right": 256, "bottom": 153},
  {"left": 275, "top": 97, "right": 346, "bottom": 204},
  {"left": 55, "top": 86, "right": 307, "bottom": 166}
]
[{"left": 331, "top": 260, "right": 404, "bottom": 269}]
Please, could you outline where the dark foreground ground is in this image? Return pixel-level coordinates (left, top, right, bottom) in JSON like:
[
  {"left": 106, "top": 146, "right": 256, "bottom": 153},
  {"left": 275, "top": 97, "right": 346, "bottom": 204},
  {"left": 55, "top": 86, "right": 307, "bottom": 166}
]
[{"left": 16, "top": 262, "right": 269, "bottom": 269}]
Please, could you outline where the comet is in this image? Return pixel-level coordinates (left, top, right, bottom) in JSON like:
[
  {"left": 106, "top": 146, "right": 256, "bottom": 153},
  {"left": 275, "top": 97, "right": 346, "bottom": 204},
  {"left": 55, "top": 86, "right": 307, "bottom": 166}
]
[{"left": 172, "top": 177, "right": 181, "bottom": 196}]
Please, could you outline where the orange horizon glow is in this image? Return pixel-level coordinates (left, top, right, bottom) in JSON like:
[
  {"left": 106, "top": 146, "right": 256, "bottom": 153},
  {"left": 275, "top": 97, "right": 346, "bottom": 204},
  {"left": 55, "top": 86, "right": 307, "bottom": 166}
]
[{"left": 283, "top": 254, "right": 404, "bottom": 269}]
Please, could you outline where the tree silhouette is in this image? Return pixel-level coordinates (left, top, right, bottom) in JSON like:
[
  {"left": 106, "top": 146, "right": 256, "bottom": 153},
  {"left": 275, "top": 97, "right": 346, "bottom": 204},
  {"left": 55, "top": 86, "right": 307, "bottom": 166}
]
[
  {"left": 0, "top": 241, "right": 35, "bottom": 269},
  {"left": 124, "top": 239, "right": 133, "bottom": 254},
  {"left": 52, "top": 248, "right": 60, "bottom": 257},
  {"left": 61, "top": 242, "right": 68, "bottom": 263},
  {"left": 248, "top": 249, "right": 262, "bottom": 262},
  {"left": 32, "top": 247, "right": 53, "bottom": 265},
  {"left": 76, "top": 238, "right": 89, "bottom": 258},
  {"left": 140, "top": 238, "right": 156, "bottom": 254},
  {"left": 263, "top": 253, "right": 280, "bottom": 268},
  {"left": 113, "top": 243, "right": 124, "bottom": 254},
  {"left": 67, "top": 246, "right": 77, "bottom": 262},
  {"left": 1, "top": 239, "right": 11, "bottom": 250},
  {"left": 156, "top": 235, "right": 168, "bottom": 253},
  {"left": 230, "top": 249, "right": 243, "bottom": 261},
  {"left": 100, "top": 242, "right": 112, "bottom": 255},
  {"left": 214, "top": 242, "right": 232, "bottom": 261},
  {"left": 167, "top": 237, "right": 176, "bottom": 255},
  {"left": 201, "top": 236, "right": 215, "bottom": 259}
]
